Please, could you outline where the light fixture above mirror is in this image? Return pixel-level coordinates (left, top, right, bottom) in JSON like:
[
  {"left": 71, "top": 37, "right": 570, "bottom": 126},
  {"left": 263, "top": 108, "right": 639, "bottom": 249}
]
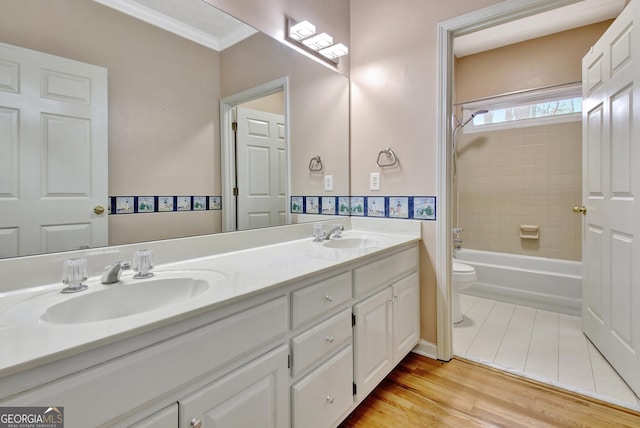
[{"left": 286, "top": 18, "right": 349, "bottom": 64}]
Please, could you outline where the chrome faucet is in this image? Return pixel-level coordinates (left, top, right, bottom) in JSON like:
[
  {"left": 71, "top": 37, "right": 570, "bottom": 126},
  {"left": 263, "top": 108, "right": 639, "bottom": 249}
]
[
  {"left": 101, "top": 261, "right": 131, "bottom": 284},
  {"left": 323, "top": 225, "right": 344, "bottom": 240}
]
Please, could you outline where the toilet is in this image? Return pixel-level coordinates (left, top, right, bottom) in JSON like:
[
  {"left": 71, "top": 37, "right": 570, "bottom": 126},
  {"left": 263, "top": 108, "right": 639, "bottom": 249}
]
[{"left": 452, "top": 261, "right": 476, "bottom": 324}]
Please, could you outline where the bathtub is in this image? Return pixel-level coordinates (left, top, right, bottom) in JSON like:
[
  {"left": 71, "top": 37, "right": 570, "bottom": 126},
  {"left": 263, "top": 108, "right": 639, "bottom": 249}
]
[{"left": 454, "top": 249, "right": 582, "bottom": 316}]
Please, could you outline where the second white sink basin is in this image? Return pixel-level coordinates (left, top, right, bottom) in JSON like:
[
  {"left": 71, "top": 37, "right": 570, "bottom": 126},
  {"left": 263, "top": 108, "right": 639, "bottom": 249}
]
[{"left": 42, "top": 276, "right": 211, "bottom": 324}]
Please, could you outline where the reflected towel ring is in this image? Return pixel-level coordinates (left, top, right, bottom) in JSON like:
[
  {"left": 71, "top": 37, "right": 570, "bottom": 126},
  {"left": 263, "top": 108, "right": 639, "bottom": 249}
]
[
  {"left": 377, "top": 148, "right": 398, "bottom": 167},
  {"left": 309, "top": 155, "right": 323, "bottom": 171}
]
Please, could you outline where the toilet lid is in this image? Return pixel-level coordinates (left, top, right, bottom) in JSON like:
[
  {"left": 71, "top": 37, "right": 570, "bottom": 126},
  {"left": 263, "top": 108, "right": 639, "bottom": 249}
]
[{"left": 453, "top": 262, "right": 474, "bottom": 273}]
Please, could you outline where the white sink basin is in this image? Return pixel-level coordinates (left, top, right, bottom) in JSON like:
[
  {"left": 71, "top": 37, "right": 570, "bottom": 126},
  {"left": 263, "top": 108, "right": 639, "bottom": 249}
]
[
  {"left": 3, "top": 270, "right": 226, "bottom": 326},
  {"left": 42, "top": 276, "right": 211, "bottom": 324},
  {"left": 323, "top": 237, "right": 382, "bottom": 249}
]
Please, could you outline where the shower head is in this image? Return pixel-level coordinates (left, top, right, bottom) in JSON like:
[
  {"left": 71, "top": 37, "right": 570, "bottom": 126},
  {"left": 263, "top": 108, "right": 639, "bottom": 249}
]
[{"left": 460, "top": 109, "right": 489, "bottom": 126}]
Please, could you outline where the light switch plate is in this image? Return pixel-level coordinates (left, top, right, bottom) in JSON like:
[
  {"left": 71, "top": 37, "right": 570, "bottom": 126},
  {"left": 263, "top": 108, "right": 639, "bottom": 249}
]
[
  {"left": 324, "top": 175, "right": 334, "bottom": 191},
  {"left": 370, "top": 172, "right": 381, "bottom": 190}
]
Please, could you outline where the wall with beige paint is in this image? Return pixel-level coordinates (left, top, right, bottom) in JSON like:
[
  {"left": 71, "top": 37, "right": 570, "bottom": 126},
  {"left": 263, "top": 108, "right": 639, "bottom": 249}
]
[
  {"left": 221, "top": 32, "right": 350, "bottom": 197},
  {"left": 0, "top": 0, "right": 222, "bottom": 245},
  {"left": 455, "top": 22, "right": 612, "bottom": 104},
  {"left": 350, "top": 0, "right": 505, "bottom": 344},
  {"left": 454, "top": 23, "right": 611, "bottom": 262}
]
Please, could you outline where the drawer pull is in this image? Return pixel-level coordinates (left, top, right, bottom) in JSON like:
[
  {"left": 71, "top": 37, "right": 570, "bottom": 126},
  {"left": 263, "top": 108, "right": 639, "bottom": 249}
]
[
  {"left": 326, "top": 336, "right": 334, "bottom": 343},
  {"left": 325, "top": 294, "right": 334, "bottom": 302},
  {"left": 191, "top": 418, "right": 202, "bottom": 428},
  {"left": 326, "top": 395, "right": 335, "bottom": 404}
]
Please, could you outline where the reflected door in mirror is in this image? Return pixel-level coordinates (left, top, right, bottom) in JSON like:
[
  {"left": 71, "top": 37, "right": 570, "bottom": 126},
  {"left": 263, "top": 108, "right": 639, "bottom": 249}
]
[
  {"left": 235, "top": 107, "right": 286, "bottom": 230},
  {"left": 0, "top": 42, "right": 108, "bottom": 258}
]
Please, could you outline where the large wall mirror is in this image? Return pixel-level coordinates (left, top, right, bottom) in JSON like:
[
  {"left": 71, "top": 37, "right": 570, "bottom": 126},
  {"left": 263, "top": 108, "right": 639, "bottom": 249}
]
[{"left": 0, "top": 0, "right": 349, "bottom": 259}]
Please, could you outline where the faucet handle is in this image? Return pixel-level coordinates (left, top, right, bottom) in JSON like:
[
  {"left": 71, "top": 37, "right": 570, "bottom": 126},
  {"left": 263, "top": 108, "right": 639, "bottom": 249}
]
[
  {"left": 132, "top": 249, "right": 154, "bottom": 279},
  {"left": 452, "top": 227, "right": 464, "bottom": 234},
  {"left": 61, "top": 258, "right": 89, "bottom": 293}
]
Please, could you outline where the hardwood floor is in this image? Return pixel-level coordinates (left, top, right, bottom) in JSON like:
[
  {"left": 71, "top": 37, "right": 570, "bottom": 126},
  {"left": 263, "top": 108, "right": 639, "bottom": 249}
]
[{"left": 340, "top": 353, "right": 640, "bottom": 427}]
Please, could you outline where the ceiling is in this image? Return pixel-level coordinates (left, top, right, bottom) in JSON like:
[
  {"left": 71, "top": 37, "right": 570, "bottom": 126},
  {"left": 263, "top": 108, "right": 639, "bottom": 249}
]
[
  {"left": 454, "top": 0, "right": 627, "bottom": 57},
  {"left": 95, "top": 0, "right": 257, "bottom": 51}
]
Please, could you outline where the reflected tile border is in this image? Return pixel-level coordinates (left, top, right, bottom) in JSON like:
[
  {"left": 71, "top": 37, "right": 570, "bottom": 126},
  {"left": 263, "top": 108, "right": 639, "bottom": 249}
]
[{"left": 109, "top": 195, "right": 223, "bottom": 214}]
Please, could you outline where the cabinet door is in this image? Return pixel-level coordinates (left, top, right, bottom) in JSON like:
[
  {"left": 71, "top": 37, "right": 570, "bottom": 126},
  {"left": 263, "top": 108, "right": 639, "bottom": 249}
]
[
  {"left": 392, "top": 272, "right": 420, "bottom": 362},
  {"left": 130, "top": 404, "right": 178, "bottom": 427},
  {"left": 353, "top": 287, "right": 393, "bottom": 401},
  {"left": 180, "top": 345, "right": 289, "bottom": 428}
]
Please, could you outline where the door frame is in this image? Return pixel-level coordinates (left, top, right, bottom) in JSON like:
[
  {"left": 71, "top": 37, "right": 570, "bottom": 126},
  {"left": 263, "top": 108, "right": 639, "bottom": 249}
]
[
  {"left": 436, "top": 0, "right": 581, "bottom": 360},
  {"left": 220, "top": 77, "right": 290, "bottom": 232}
]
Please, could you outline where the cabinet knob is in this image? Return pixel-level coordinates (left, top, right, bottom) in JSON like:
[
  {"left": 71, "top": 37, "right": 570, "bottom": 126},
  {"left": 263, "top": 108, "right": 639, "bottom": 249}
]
[
  {"left": 325, "top": 294, "right": 333, "bottom": 302},
  {"left": 191, "top": 418, "right": 202, "bottom": 428},
  {"left": 326, "top": 395, "right": 335, "bottom": 404},
  {"left": 326, "top": 336, "right": 334, "bottom": 343}
]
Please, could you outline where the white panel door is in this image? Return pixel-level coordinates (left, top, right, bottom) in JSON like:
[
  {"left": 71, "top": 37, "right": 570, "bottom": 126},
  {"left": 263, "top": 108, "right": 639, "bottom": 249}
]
[
  {"left": 0, "top": 42, "right": 108, "bottom": 257},
  {"left": 582, "top": 0, "right": 640, "bottom": 396},
  {"left": 236, "top": 107, "right": 286, "bottom": 231}
]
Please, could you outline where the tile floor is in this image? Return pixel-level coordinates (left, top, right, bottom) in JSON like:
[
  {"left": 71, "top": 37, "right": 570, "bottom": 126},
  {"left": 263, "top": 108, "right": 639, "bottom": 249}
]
[{"left": 454, "top": 294, "right": 640, "bottom": 409}]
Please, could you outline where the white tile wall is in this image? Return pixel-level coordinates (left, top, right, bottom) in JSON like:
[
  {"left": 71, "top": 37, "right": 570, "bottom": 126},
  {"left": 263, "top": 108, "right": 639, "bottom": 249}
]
[{"left": 456, "top": 122, "right": 582, "bottom": 261}]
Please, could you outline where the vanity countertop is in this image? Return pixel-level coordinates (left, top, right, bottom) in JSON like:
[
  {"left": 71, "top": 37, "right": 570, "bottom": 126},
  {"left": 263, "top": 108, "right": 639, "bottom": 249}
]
[{"left": 0, "top": 225, "right": 420, "bottom": 380}]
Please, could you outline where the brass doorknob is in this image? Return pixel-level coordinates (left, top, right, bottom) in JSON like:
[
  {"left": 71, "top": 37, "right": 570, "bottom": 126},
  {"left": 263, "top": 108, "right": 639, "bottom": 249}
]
[
  {"left": 94, "top": 205, "right": 105, "bottom": 215},
  {"left": 573, "top": 206, "right": 587, "bottom": 215}
]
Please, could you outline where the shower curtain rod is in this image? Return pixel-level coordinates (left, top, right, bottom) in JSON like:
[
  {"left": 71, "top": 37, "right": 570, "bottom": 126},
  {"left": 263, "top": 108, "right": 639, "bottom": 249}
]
[{"left": 453, "top": 80, "right": 582, "bottom": 106}]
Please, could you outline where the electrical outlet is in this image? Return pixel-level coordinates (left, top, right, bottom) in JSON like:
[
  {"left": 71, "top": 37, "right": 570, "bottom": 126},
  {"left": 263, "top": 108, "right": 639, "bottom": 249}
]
[
  {"left": 324, "top": 175, "right": 334, "bottom": 191},
  {"left": 370, "top": 172, "right": 381, "bottom": 190}
]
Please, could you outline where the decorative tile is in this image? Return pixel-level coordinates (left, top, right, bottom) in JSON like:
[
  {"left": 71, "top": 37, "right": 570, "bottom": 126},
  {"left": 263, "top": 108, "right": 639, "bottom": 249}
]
[
  {"left": 137, "top": 196, "right": 155, "bottom": 213},
  {"left": 305, "top": 196, "right": 320, "bottom": 214},
  {"left": 350, "top": 196, "right": 365, "bottom": 216},
  {"left": 338, "top": 196, "right": 350, "bottom": 215},
  {"left": 115, "top": 196, "right": 134, "bottom": 214},
  {"left": 321, "top": 196, "right": 336, "bottom": 215},
  {"left": 209, "top": 196, "right": 221, "bottom": 210},
  {"left": 176, "top": 196, "right": 191, "bottom": 211},
  {"left": 367, "top": 197, "right": 385, "bottom": 217},
  {"left": 414, "top": 196, "right": 436, "bottom": 220},
  {"left": 158, "top": 196, "right": 175, "bottom": 212},
  {"left": 389, "top": 196, "right": 409, "bottom": 218},
  {"left": 193, "top": 196, "right": 206, "bottom": 210},
  {"left": 291, "top": 196, "right": 304, "bottom": 213}
]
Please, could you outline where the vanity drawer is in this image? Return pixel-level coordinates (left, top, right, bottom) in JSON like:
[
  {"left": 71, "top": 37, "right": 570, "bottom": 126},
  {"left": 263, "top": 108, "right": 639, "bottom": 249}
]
[
  {"left": 291, "top": 271, "right": 351, "bottom": 328},
  {"left": 353, "top": 246, "right": 418, "bottom": 297},
  {"left": 292, "top": 345, "right": 353, "bottom": 428},
  {"left": 291, "top": 308, "right": 352, "bottom": 377}
]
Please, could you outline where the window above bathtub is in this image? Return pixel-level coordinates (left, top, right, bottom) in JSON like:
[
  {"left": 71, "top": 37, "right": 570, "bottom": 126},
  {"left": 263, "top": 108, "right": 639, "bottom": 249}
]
[{"left": 461, "top": 83, "right": 582, "bottom": 134}]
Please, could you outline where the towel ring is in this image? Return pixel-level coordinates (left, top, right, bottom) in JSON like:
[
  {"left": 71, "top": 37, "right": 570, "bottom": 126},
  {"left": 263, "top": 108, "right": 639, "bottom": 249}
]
[
  {"left": 377, "top": 148, "right": 398, "bottom": 167},
  {"left": 309, "top": 155, "right": 323, "bottom": 172}
]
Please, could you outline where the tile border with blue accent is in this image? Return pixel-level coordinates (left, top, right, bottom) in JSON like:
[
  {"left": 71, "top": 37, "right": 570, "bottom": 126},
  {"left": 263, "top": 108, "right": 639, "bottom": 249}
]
[
  {"left": 108, "top": 196, "right": 222, "bottom": 215},
  {"left": 291, "top": 196, "right": 436, "bottom": 221}
]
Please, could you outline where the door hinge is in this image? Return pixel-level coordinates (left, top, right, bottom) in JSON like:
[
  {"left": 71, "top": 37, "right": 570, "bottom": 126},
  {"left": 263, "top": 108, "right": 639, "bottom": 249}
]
[
  {"left": 233, "top": 187, "right": 238, "bottom": 196},
  {"left": 288, "top": 354, "right": 291, "bottom": 369},
  {"left": 353, "top": 383, "right": 357, "bottom": 396},
  {"left": 352, "top": 313, "right": 356, "bottom": 327},
  {"left": 232, "top": 121, "right": 238, "bottom": 131}
]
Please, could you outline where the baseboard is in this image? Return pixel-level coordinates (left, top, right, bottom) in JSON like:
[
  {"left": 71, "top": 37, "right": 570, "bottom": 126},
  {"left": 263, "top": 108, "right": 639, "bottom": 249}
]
[{"left": 412, "top": 340, "right": 438, "bottom": 360}]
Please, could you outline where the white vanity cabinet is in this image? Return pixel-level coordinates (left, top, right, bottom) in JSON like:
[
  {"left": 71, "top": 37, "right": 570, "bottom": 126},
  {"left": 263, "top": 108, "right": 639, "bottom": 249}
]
[
  {"left": 1, "top": 239, "right": 420, "bottom": 428},
  {"left": 353, "top": 248, "right": 420, "bottom": 402}
]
